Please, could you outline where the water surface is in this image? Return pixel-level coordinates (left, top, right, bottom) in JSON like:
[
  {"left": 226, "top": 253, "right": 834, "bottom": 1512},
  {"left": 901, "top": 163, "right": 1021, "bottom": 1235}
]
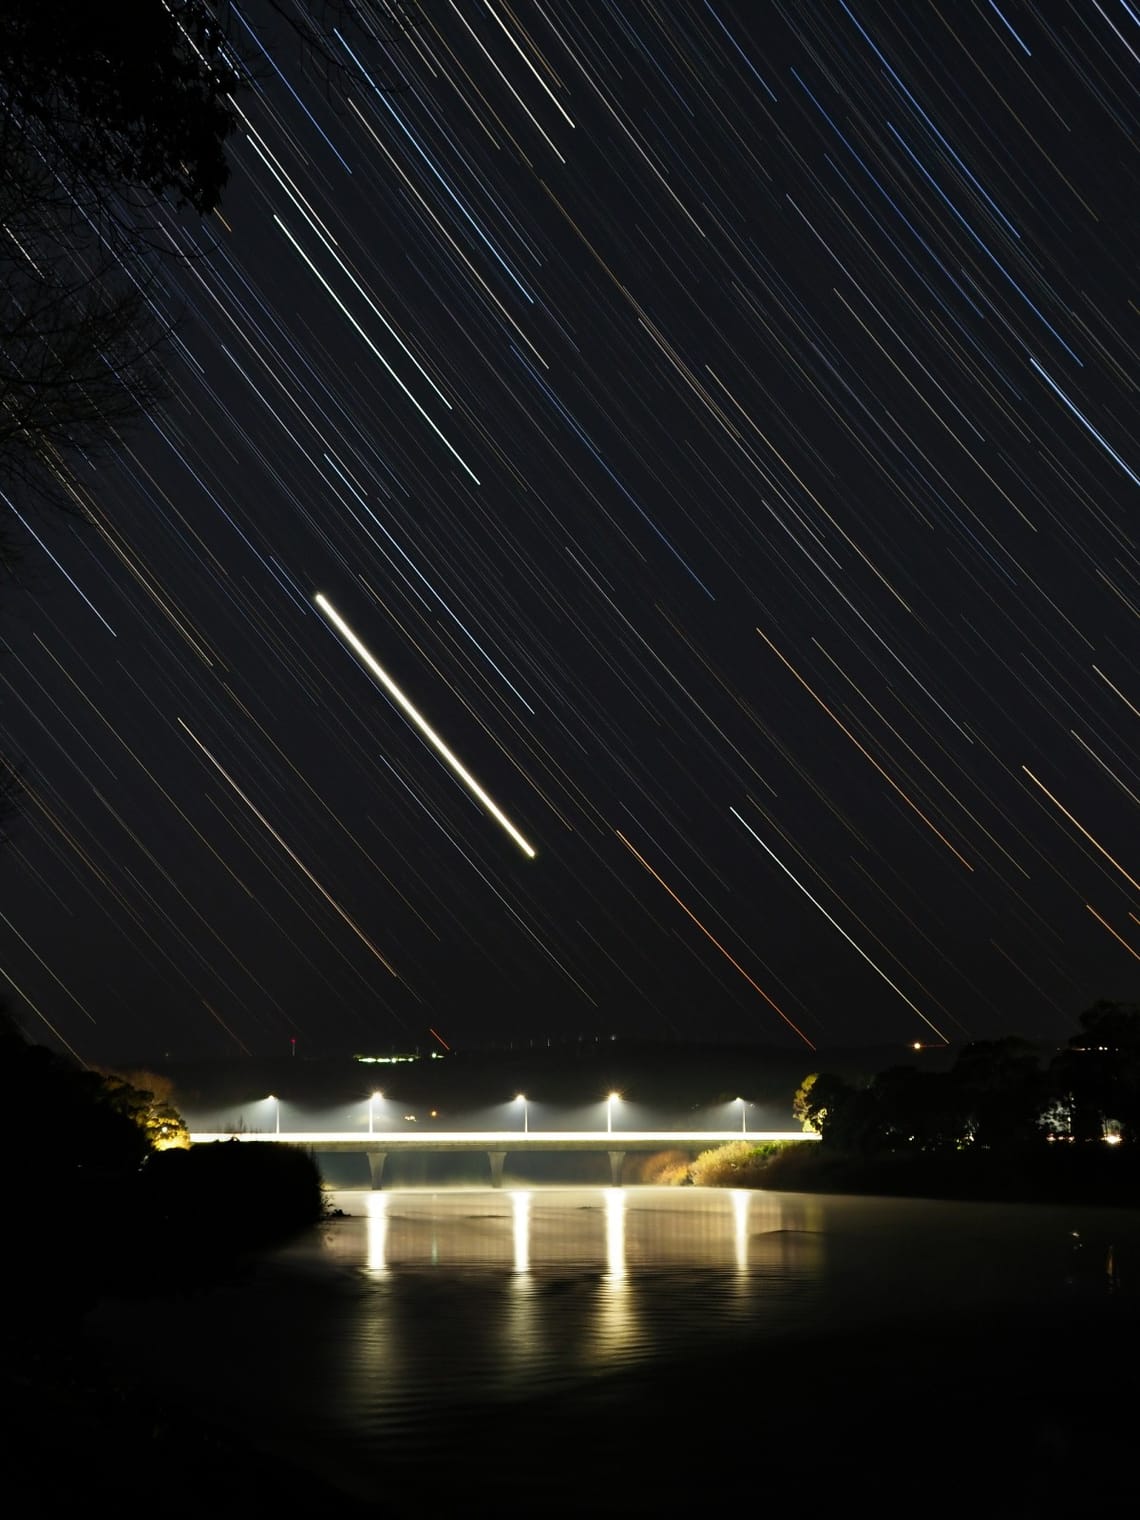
[{"left": 87, "top": 1185, "right": 1140, "bottom": 1511}]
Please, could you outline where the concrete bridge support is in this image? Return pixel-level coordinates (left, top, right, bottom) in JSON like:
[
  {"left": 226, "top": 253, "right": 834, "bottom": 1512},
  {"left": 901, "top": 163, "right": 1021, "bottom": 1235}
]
[
  {"left": 367, "top": 1151, "right": 387, "bottom": 1190},
  {"left": 608, "top": 1150, "right": 625, "bottom": 1187},
  {"left": 488, "top": 1151, "right": 507, "bottom": 1188}
]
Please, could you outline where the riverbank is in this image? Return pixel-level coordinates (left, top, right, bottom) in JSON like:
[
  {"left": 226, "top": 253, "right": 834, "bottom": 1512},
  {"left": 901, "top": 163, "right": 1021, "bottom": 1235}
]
[
  {"left": 10, "top": 1182, "right": 1140, "bottom": 1515},
  {"left": 735, "top": 1138, "right": 1140, "bottom": 1207}
]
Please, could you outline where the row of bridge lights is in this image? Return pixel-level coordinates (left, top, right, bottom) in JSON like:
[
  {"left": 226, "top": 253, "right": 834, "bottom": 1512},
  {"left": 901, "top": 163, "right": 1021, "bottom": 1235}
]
[
  {"left": 508, "top": 1093, "right": 752, "bottom": 1134},
  {"left": 516, "top": 1100, "right": 626, "bottom": 1136},
  {"left": 267, "top": 1092, "right": 752, "bottom": 1135}
]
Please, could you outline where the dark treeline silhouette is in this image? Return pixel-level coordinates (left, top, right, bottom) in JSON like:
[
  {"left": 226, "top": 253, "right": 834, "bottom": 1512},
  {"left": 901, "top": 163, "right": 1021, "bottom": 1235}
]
[
  {"left": 0, "top": 4, "right": 395, "bottom": 1334},
  {"left": 0, "top": 1, "right": 396, "bottom": 853},
  {"left": 763, "top": 999, "right": 1140, "bottom": 1205},
  {"left": 0, "top": 1, "right": 392, "bottom": 511},
  {"left": 0, "top": 1, "right": 240, "bottom": 512},
  {"left": 0, "top": 1009, "right": 325, "bottom": 1324},
  {"left": 0, "top": 1006, "right": 333, "bottom": 1504}
]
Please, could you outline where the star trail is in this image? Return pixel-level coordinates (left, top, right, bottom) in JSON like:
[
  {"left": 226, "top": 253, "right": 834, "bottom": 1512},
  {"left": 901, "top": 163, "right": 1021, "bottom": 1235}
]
[{"left": 2, "top": 1, "right": 1137, "bottom": 1060}]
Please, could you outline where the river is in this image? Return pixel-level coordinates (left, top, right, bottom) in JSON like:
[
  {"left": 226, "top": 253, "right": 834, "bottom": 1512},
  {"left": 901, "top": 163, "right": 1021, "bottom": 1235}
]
[{"left": 84, "top": 1184, "right": 1140, "bottom": 1513}]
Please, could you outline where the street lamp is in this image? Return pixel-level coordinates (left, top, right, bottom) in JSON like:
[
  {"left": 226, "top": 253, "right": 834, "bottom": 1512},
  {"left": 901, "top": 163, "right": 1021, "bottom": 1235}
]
[
  {"left": 268, "top": 1094, "right": 280, "bottom": 1135},
  {"left": 737, "top": 1096, "right": 747, "bottom": 1134},
  {"left": 369, "top": 1091, "right": 382, "bottom": 1136},
  {"left": 516, "top": 1093, "right": 528, "bottom": 1133},
  {"left": 607, "top": 1091, "right": 621, "bottom": 1134}
]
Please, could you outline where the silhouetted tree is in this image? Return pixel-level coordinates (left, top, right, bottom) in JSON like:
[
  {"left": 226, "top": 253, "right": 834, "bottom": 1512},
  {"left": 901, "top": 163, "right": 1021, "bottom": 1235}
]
[
  {"left": 0, "top": 3, "right": 408, "bottom": 826},
  {"left": 2, "top": 3, "right": 239, "bottom": 205},
  {"left": 0, "top": 1018, "right": 326, "bottom": 1319},
  {"left": 0, "top": 1017, "right": 148, "bottom": 1173},
  {"left": 950, "top": 1037, "right": 1047, "bottom": 1149},
  {"left": 867, "top": 1065, "right": 968, "bottom": 1151},
  {"left": 139, "top": 1139, "right": 325, "bottom": 1272},
  {"left": 0, "top": 2, "right": 249, "bottom": 504},
  {"left": 0, "top": 1016, "right": 151, "bottom": 1321},
  {"left": 94, "top": 1068, "right": 191, "bottom": 1149},
  {"left": 792, "top": 1072, "right": 821, "bottom": 1132},
  {"left": 793, "top": 1070, "right": 872, "bottom": 1149},
  {"left": 1049, "top": 1000, "right": 1140, "bottom": 1144},
  {"left": 800, "top": 1065, "right": 968, "bottom": 1154}
]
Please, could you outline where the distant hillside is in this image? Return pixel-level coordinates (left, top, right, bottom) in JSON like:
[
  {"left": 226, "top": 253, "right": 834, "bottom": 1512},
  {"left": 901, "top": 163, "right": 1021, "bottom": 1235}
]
[{"left": 112, "top": 1037, "right": 966, "bottom": 1126}]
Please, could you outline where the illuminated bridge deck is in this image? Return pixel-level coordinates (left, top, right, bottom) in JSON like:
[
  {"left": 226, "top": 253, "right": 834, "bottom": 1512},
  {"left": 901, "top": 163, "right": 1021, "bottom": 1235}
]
[{"left": 188, "top": 1130, "right": 817, "bottom": 1187}]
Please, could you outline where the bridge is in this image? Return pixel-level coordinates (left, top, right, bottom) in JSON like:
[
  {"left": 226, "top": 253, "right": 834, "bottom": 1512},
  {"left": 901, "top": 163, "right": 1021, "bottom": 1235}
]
[{"left": 188, "top": 1129, "right": 818, "bottom": 1187}]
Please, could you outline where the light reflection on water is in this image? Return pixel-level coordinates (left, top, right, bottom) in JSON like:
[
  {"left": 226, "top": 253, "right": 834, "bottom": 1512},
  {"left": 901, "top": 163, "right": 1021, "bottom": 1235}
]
[
  {"left": 85, "top": 1186, "right": 1140, "bottom": 1506},
  {"left": 512, "top": 1188, "right": 529, "bottom": 1274},
  {"left": 304, "top": 1186, "right": 832, "bottom": 1444},
  {"left": 343, "top": 1188, "right": 820, "bottom": 1379},
  {"left": 365, "top": 1190, "right": 387, "bottom": 1274},
  {"left": 343, "top": 1185, "right": 827, "bottom": 1286}
]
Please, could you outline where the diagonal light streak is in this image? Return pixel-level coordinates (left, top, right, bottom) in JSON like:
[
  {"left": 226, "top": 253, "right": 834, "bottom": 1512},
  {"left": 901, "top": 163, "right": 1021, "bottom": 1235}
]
[
  {"left": 1085, "top": 904, "right": 1140, "bottom": 963},
  {"left": 178, "top": 718, "right": 400, "bottom": 977},
  {"left": 315, "top": 594, "right": 537, "bottom": 859},
  {"left": 1023, "top": 766, "right": 1140, "bottom": 894},
  {"left": 732, "top": 807, "right": 949, "bottom": 1044},
  {"left": 616, "top": 829, "right": 814, "bottom": 1048}
]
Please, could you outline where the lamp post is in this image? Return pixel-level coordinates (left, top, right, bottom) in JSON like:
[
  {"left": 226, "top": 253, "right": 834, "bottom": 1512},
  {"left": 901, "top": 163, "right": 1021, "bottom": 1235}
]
[
  {"left": 269, "top": 1094, "right": 280, "bottom": 1134},
  {"left": 607, "top": 1091, "right": 620, "bottom": 1134},
  {"left": 516, "top": 1093, "right": 528, "bottom": 1133},
  {"left": 369, "top": 1091, "right": 382, "bottom": 1136},
  {"left": 737, "top": 1096, "right": 747, "bottom": 1134}
]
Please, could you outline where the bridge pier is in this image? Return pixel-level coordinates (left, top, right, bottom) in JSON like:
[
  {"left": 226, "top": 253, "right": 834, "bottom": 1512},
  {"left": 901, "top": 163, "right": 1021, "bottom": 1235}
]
[
  {"left": 608, "top": 1150, "right": 626, "bottom": 1187},
  {"left": 367, "top": 1151, "right": 387, "bottom": 1190},
  {"left": 488, "top": 1151, "right": 507, "bottom": 1188}
]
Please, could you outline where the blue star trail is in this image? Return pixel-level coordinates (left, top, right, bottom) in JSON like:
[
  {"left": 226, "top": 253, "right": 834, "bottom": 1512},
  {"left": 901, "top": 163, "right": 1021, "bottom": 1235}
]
[{"left": 2, "top": 1, "right": 1136, "bottom": 1059}]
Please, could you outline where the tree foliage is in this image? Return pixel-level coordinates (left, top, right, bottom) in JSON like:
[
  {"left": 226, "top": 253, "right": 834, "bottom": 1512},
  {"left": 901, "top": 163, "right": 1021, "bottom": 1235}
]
[
  {"left": 1050, "top": 1000, "right": 1140, "bottom": 1144},
  {"left": 0, "top": 1014, "right": 323, "bottom": 1318},
  {"left": 689, "top": 1139, "right": 790, "bottom": 1187},
  {"left": 1, "top": 1, "right": 240, "bottom": 214},
  {"left": 0, "top": 2, "right": 247, "bottom": 844},
  {"left": 0, "top": 1, "right": 244, "bottom": 504},
  {"left": 797, "top": 1001, "right": 1140, "bottom": 1157},
  {"left": 0, "top": 1010, "right": 150, "bottom": 1174},
  {"left": 141, "top": 1139, "right": 325, "bottom": 1257},
  {"left": 952, "top": 1036, "right": 1046, "bottom": 1149},
  {"left": 94, "top": 1067, "right": 191, "bottom": 1149},
  {"left": 792, "top": 1070, "right": 861, "bottom": 1146}
]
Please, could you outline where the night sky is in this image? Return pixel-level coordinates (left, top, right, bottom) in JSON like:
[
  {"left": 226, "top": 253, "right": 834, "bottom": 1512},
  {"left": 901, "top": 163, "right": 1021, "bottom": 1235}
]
[{"left": 2, "top": 1, "right": 1137, "bottom": 1063}]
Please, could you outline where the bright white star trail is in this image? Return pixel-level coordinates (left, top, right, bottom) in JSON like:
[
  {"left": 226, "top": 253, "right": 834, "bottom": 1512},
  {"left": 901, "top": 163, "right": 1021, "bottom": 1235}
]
[
  {"left": 315, "top": 593, "right": 536, "bottom": 860},
  {"left": 2, "top": 2, "right": 1136, "bottom": 1058}
]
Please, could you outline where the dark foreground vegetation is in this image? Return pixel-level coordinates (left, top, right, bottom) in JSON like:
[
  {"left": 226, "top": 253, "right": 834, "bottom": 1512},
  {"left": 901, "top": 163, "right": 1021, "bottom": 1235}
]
[
  {"left": 0, "top": 1014, "right": 333, "bottom": 1509},
  {"left": 680, "top": 999, "right": 1140, "bottom": 1207},
  {"left": 6, "top": 1001, "right": 1140, "bottom": 1512},
  {"left": 0, "top": 1014, "right": 325, "bottom": 1318}
]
